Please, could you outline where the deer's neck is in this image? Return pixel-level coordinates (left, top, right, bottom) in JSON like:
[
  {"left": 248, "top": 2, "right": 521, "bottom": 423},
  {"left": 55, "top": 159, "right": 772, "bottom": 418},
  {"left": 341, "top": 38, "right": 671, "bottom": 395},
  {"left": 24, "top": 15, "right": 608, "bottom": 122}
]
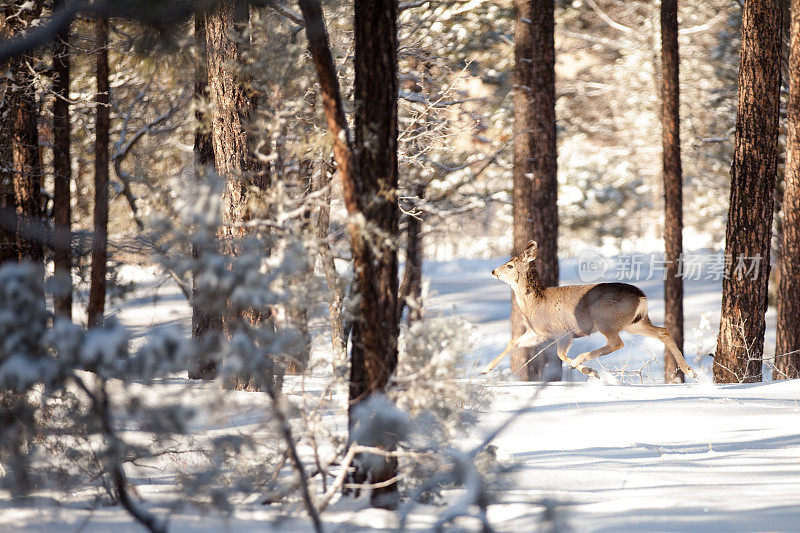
[{"left": 513, "top": 262, "right": 545, "bottom": 306}]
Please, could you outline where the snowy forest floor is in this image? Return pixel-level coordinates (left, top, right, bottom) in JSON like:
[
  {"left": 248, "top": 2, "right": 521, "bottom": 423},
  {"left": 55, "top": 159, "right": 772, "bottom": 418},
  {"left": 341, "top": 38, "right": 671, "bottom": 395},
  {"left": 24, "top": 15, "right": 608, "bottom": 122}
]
[{"left": 3, "top": 254, "right": 800, "bottom": 532}]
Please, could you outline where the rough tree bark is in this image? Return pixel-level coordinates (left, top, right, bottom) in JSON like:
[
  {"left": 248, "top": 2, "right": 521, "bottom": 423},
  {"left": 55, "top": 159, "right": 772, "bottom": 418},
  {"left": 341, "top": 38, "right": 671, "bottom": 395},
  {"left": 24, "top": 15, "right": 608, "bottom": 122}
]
[
  {"left": 189, "top": 12, "right": 221, "bottom": 380},
  {"left": 775, "top": 0, "right": 800, "bottom": 379},
  {"left": 0, "top": 6, "right": 17, "bottom": 264},
  {"left": 3, "top": 0, "right": 44, "bottom": 266},
  {"left": 511, "top": 0, "right": 560, "bottom": 381},
  {"left": 205, "top": 0, "right": 278, "bottom": 390},
  {"left": 660, "top": 0, "right": 684, "bottom": 383},
  {"left": 12, "top": 63, "right": 43, "bottom": 264},
  {"left": 298, "top": 0, "right": 400, "bottom": 508},
  {"left": 205, "top": 1, "right": 264, "bottom": 199},
  {"left": 398, "top": 184, "right": 425, "bottom": 325},
  {"left": 715, "top": 0, "right": 783, "bottom": 383},
  {"left": 52, "top": 0, "right": 73, "bottom": 319},
  {"left": 88, "top": 16, "right": 110, "bottom": 328},
  {"left": 313, "top": 161, "right": 347, "bottom": 370},
  {"left": 350, "top": 0, "right": 400, "bottom": 507},
  {"left": 0, "top": 1, "right": 37, "bottom": 264}
]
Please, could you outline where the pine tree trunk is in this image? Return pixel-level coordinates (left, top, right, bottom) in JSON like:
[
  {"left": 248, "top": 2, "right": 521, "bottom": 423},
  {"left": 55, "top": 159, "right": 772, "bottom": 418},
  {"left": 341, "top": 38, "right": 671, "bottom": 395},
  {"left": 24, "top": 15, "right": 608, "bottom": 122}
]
[
  {"left": 661, "top": 0, "right": 684, "bottom": 383},
  {"left": 12, "top": 69, "right": 43, "bottom": 264},
  {"left": 205, "top": 0, "right": 263, "bottom": 214},
  {"left": 205, "top": 1, "right": 278, "bottom": 390},
  {"left": 189, "top": 12, "right": 221, "bottom": 380},
  {"left": 511, "top": 0, "right": 560, "bottom": 381},
  {"left": 399, "top": 184, "right": 425, "bottom": 325},
  {"left": 715, "top": 0, "right": 783, "bottom": 383},
  {"left": 314, "top": 161, "right": 347, "bottom": 370},
  {"left": 775, "top": 0, "right": 800, "bottom": 380},
  {"left": 285, "top": 157, "right": 313, "bottom": 375},
  {"left": 0, "top": 7, "right": 18, "bottom": 264},
  {"left": 299, "top": 0, "right": 400, "bottom": 506},
  {"left": 0, "top": 1, "right": 41, "bottom": 265},
  {"left": 52, "top": 0, "right": 73, "bottom": 320},
  {"left": 88, "top": 16, "right": 110, "bottom": 328},
  {"left": 6, "top": 1, "right": 44, "bottom": 265},
  {"left": 350, "top": 0, "right": 400, "bottom": 507}
]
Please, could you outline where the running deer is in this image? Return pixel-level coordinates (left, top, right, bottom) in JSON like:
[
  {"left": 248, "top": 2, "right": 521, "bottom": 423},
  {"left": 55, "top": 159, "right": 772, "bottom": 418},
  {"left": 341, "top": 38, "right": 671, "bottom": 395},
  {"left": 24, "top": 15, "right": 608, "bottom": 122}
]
[{"left": 480, "top": 241, "right": 697, "bottom": 380}]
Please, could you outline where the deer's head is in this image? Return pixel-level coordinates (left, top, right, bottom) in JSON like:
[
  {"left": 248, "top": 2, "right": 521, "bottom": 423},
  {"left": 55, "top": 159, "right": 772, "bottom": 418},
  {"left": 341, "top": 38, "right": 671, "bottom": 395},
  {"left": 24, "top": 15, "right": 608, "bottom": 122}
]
[{"left": 491, "top": 240, "right": 538, "bottom": 286}]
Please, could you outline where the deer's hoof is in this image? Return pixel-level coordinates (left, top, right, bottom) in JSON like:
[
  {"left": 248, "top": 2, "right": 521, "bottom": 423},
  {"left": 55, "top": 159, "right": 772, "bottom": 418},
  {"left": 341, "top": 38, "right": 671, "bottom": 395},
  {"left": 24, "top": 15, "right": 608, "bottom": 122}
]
[
  {"left": 579, "top": 366, "right": 599, "bottom": 379},
  {"left": 688, "top": 369, "right": 697, "bottom": 380}
]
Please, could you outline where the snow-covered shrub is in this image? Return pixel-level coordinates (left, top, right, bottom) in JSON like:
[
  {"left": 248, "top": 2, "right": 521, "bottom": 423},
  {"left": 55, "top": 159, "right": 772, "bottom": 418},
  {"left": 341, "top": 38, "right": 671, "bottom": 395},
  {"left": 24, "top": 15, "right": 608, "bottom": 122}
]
[
  {"left": 0, "top": 167, "right": 328, "bottom": 524},
  {"left": 335, "top": 311, "right": 489, "bottom": 505},
  {"left": 394, "top": 313, "right": 484, "bottom": 443}
]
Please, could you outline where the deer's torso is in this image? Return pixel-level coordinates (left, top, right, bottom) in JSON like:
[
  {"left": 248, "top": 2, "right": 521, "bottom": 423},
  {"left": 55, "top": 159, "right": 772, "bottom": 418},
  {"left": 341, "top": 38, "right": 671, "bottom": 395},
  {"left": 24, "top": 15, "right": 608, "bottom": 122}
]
[{"left": 514, "top": 282, "right": 645, "bottom": 339}]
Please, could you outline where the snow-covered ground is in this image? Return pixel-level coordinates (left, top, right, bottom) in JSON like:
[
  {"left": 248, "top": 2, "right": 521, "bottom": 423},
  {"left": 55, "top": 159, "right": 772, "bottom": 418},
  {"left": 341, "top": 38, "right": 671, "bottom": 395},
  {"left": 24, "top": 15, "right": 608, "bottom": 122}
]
[
  {"left": 4, "top": 254, "right": 798, "bottom": 532},
  {"left": 481, "top": 380, "right": 800, "bottom": 532}
]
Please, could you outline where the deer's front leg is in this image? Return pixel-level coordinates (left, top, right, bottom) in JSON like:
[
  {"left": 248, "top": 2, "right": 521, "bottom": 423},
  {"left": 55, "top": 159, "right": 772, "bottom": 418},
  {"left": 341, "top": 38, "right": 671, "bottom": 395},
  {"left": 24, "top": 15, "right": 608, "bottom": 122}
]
[
  {"left": 479, "top": 339, "right": 517, "bottom": 375},
  {"left": 479, "top": 330, "right": 539, "bottom": 374}
]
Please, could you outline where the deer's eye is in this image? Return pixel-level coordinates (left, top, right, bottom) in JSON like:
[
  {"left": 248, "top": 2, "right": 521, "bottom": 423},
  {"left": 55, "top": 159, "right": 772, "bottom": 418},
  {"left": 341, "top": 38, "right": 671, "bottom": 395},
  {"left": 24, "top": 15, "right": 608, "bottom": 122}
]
[{"left": 506, "top": 264, "right": 512, "bottom": 269}]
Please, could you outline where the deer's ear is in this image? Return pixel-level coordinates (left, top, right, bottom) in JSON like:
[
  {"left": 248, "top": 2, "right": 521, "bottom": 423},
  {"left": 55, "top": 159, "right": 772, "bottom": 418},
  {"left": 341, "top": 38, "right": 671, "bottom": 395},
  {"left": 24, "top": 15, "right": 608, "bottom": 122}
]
[{"left": 523, "top": 241, "right": 538, "bottom": 261}]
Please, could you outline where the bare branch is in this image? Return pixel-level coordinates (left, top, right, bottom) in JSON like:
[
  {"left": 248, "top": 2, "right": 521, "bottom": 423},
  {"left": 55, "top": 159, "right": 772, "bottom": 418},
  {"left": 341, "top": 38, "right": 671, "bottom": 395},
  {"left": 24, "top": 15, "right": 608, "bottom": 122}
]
[
  {"left": 265, "top": 384, "right": 324, "bottom": 533},
  {"left": 0, "top": 1, "right": 202, "bottom": 64},
  {"left": 110, "top": 91, "right": 193, "bottom": 300},
  {"left": 583, "top": 0, "right": 637, "bottom": 35},
  {"left": 72, "top": 374, "right": 167, "bottom": 533},
  {"left": 265, "top": 0, "right": 304, "bottom": 26}
]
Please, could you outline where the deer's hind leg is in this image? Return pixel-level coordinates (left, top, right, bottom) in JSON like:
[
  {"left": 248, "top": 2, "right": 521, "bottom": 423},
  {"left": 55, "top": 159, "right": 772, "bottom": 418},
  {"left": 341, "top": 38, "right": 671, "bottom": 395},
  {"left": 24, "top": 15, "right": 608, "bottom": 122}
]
[
  {"left": 626, "top": 320, "right": 697, "bottom": 379},
  {"left": 556, "top": 334, "right": 574, "bottom": 365}
]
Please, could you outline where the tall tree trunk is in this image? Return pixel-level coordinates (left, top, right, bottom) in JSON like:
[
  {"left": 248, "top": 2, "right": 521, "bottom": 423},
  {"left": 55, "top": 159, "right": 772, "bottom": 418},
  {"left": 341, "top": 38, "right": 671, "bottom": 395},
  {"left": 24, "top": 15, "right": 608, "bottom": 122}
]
[
  {"left": 511, "top": 0, "right": 560, "bottom": 381},
  {"left": 0, "top": 1, "right": 41, "bottom": 265},
  {"left": 0, "top": 7, "right": 18, "bottom": 264},
  {"left": 298, "top": 0, "right": 399, "bottom": 508},
  {"left": 206, "top": 0, "right": 278, "bottom": 390},
  {"left": 285, "top": 156, "right": 313, "bottom": 375},
  {"left": 7, "top": 1, "right": 44, "bottom": 266},
  {"left": 205, "top": 0, "right": 263, "bottom": 206},
  {"left": 715, "top": 0, "right": 783, "bottom": 383},
  {"left": 189, "top": 12, "right": 221, "bottom": 380},
  {"left": 12, "top": 68, "right": 43, "bottom": 264},
  {"left": 399, "top": 184, "right": 425, "bottom": 325},
  {"left": 52, "top": 0, "right": 72, "bottom": 320},
  {"left": 660, "top": 0, "right": 684, "bottom": 383},
  {"left": 351, "top": 0, "right": 400, "bottom": 507},
  {"left": 775, "top": 0, "right": 800, "bottom": 380},
  {"left": 314, "top": 161, "right": 347, "bottom": 370},
  {"left": 88, "top": 16, "right": 110, "bottom": 328}
]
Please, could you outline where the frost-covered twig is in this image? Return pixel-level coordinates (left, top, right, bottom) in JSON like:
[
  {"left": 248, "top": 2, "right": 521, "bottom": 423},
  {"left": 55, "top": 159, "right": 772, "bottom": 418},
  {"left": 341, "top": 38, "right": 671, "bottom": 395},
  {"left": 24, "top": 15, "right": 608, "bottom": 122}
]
[
  {"left": 399, "top": 378, "right": 551, "bottom": 532},
  {"left": 72, "top": 374, "right": 167, "bottom": 533},
  {"left": 316, "top": 445, "right": 356, "bottom": 512},
  {"left": 265, "top": 384, "right": 324, "bottom": 533}
]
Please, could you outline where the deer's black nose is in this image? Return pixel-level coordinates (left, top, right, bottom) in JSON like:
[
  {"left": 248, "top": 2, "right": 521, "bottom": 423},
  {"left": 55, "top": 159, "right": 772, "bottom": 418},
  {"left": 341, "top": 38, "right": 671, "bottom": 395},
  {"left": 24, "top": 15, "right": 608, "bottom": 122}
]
[{"left": 491, "top": 269, "right": 498, "bottom": 277}]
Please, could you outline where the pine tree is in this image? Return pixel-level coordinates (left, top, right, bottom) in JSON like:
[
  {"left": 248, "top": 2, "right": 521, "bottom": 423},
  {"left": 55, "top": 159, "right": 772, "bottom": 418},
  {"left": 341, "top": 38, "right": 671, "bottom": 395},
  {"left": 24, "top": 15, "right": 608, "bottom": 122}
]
[
  {"left": 661, "top": 0, "right": 684, "bottom": 383},
  {"left": 715, "top": 0, "right": 783, "bottom": 383},
  {"left": 775, "top": 0, "right": 800, "bottom": 379},
  {"left": 189, "top": 12, "right": 220, "bottom": 380},
  {"left": 52, "top": 0, "right": 73, "bottom": 320},
  {"left": 88, "top": 16, "right": 110, "bottom": 328},
  {"left": 349, "top": 0, "right": 400, "bottom": 507},
  {"left": 298, "top": 0, "right": 400, "bottom": 507},
  {"left": 511, "top": 0, "right": 559, "bottom": 380},
  {"left": 12, "top": 61, "right": 43, "bottom": 264},
  {"left": 205, "top": 0, "right": 276, "bottom": 390}
]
